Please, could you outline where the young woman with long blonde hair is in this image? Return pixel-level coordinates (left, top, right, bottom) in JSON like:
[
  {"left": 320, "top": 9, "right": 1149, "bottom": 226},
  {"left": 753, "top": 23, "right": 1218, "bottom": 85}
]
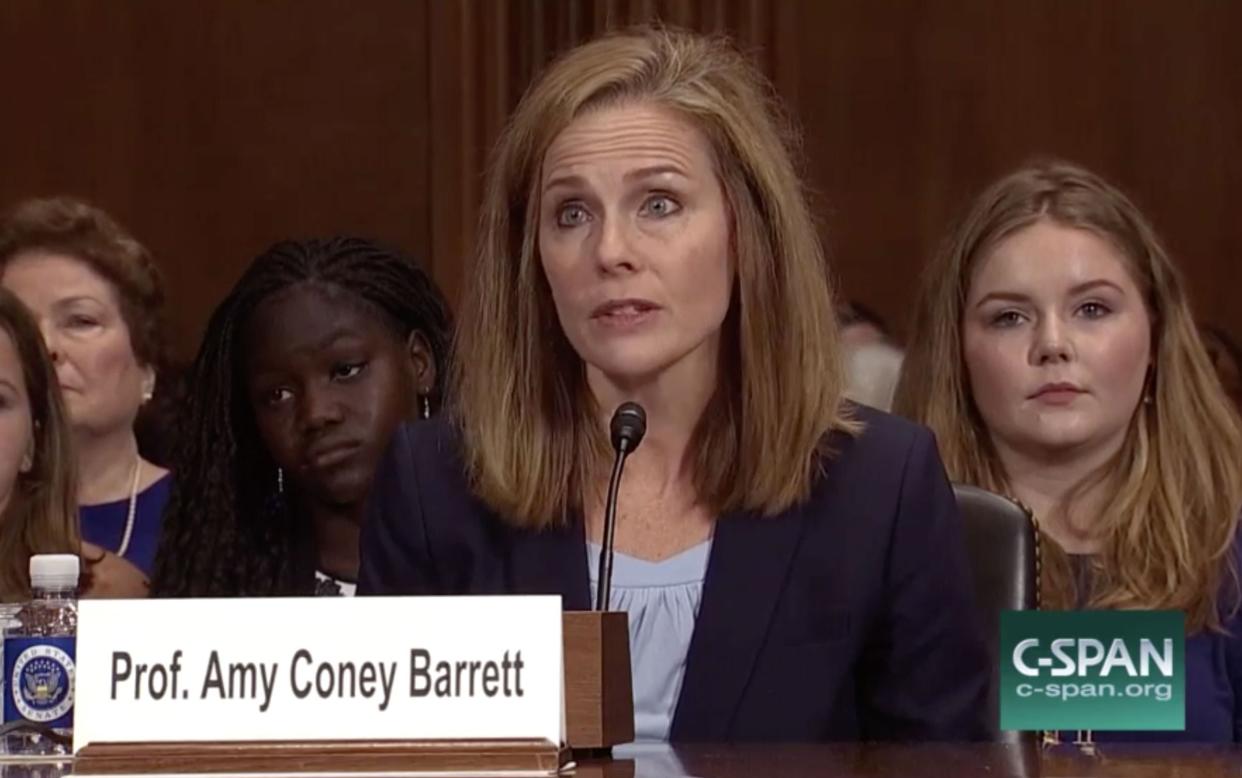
[{"left": 896, "top": 160, "right": 1242, "bottom": 742}]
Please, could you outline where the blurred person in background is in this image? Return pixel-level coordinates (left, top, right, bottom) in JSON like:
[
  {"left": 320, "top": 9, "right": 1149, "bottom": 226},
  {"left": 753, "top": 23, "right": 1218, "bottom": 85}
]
[
  {"left": 1200, "top": 324, "right": 1242, "bottom": 415},
  {"left": 0, "top": 197, "right": 172, "bottom": 584},
  {"left": 839, "top": 301, "right": 904, "bottom": 411},
  {"left": 0, "top": 287, "right": 146, "bottom": 599}
]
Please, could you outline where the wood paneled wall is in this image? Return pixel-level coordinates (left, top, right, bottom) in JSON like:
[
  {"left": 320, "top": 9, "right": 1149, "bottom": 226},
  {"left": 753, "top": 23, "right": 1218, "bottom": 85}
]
[
  {"left": 0, "top": 0, "right": 434, "bottom": 354},
  {"left": 1, "top": 1, "right": 1238, "bottom": 354},
  {"left": 789, "top": 0, "right": 1242, "bottom": 341}
]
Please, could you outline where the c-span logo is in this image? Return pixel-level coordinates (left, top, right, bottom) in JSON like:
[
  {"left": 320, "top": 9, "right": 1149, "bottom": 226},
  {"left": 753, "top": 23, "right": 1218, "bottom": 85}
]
[
  {"left": 10, "top": 642, "right": 76, "bottom": 723},
  {"left": 1000, "top": 611, "right": 1184, "bottom": 731}
]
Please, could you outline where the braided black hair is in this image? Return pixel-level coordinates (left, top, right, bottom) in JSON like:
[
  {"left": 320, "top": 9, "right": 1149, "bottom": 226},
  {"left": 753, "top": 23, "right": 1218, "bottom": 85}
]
[{"left": 150, "top": 237, "right": 452, "bottom": 597}]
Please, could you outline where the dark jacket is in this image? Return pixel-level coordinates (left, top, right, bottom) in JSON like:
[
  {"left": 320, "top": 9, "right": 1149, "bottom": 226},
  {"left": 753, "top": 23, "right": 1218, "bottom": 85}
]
[{"left": 359, "top": 406, "right": 991, "bottom": 741}]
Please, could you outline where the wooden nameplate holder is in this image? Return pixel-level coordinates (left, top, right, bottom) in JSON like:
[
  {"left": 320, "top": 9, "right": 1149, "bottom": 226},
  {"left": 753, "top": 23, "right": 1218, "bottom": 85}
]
[
  {"left": 73, "top": 611, "right": 633, "bottom": 775},
  {"left": 562, "top": 610, "right": 635, "bottom": 753}
]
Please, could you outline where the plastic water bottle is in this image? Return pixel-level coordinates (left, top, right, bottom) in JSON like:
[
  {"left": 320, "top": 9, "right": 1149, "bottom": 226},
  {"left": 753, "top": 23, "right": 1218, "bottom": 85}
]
[{"left": 2, "top": 554, "right": 79, "bottom": 753}]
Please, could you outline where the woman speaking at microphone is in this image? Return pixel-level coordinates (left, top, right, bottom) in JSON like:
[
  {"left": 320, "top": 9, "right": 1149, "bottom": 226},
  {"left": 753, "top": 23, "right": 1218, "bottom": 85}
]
[{"left": 360, "top": 27, "right": 989, "bottom": 742}]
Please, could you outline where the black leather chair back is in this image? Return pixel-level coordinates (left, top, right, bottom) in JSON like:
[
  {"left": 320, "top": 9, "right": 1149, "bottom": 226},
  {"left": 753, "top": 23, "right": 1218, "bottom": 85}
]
[{"left": 953, "top": 483, "right": 1038, "bottom": 745}]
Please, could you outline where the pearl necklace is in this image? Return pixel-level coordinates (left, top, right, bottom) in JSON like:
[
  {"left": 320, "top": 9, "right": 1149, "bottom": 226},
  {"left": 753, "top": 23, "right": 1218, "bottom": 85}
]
[{"left": 116, "top": 457, "right": 141, "bottom": 558}]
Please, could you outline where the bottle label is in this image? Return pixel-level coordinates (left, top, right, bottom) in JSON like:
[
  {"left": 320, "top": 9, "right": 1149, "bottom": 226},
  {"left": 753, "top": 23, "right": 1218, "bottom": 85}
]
[{"left": 3, "top": 637, "right": 75, "bottom": 728}]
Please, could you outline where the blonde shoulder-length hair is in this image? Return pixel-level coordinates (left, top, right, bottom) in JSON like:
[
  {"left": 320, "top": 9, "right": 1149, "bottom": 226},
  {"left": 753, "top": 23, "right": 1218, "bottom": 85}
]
[
  {"left": 0, "top": 288, "right": 80, "bottom": 601},
  {"left": 894, "top": 159, "right": 1242, "bottom": 632},
  {"left": 454, "top": 26, "right": 855, "bottom": 529}
]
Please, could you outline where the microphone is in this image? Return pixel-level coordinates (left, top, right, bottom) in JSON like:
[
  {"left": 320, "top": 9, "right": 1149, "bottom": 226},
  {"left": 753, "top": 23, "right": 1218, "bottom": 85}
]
[{"left": 595, "top": 402, "right": 647, "bottom": 611}]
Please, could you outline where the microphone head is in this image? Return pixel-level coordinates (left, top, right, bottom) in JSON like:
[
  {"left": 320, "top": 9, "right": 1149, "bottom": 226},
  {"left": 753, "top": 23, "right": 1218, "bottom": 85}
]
[{"left": 609, "top": 402, "right": 647, "bottom": 453}]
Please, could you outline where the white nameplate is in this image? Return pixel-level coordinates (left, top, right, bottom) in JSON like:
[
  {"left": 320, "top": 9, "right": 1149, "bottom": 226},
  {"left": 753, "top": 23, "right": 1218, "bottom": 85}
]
[{"left": 73, "top": 596, "right": 563, "bottom": 752}]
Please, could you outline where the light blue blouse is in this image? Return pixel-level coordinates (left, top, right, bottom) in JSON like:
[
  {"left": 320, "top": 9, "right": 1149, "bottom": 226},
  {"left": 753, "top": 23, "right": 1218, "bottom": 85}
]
[{"left": 587, "top": 540, "right": 712, "bottom": 742}]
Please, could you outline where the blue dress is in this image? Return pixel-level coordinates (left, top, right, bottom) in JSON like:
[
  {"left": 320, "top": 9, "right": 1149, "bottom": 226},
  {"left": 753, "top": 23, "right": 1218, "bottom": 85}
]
[{"left": 79, "top": 473, "right": 171, "bottom": 577}]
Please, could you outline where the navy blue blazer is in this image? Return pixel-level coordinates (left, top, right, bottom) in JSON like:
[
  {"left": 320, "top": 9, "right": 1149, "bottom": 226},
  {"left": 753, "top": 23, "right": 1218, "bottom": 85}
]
[{"left": 359, "top": 405, "right": 991, "bottom": 742}]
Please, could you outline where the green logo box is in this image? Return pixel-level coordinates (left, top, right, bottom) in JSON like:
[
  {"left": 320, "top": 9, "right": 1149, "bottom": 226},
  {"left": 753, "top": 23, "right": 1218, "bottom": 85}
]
[{"left": 999, "top": 610, "right": 1184, "bottom": 731}]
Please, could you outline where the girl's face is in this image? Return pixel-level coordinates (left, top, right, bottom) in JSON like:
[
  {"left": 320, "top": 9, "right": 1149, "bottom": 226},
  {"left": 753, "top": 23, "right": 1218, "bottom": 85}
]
[{"left": 243, "top": 283, "right": 423, "bottom": 510}]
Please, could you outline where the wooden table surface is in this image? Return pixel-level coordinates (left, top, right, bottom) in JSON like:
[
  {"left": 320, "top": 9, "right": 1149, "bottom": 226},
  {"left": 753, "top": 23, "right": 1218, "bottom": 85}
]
[
  {"left": 574, "top": 742, "right": 1242, "bottom": 778},
  {"left": 1, "top": 743, "right": 1239, "bottom": 777}
]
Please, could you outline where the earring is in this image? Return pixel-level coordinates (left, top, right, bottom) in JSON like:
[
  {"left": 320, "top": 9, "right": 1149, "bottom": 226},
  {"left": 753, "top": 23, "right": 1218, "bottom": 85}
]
[
  {"left": 19, "top": 451, "right": 33, "bottom": 474},
  {"left": 421, "top": 394, "right": 431, "bottom": 420},
  {"left": 276, "top": 467, "right": 285, "bottom": 495}
]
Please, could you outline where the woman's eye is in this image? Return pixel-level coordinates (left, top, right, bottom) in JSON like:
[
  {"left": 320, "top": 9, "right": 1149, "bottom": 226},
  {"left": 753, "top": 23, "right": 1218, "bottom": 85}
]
[
  {"left": 990, "top": 310, "right": 1025, "bottom": 328},
  {"left": 66, "top": 314, "right": 99, "bottom": 329},
  {"left": 640, "top": 194, "right": 682, "bottom": 218},
  {"left": 555, "top": 203, "right": 590, "bottom": 228},
  {"left": 332, "top": 362, "right": 366, "bottom": 381},
  {"left": 1079, "top": 301, "right": 1112, "bottom": 319}
]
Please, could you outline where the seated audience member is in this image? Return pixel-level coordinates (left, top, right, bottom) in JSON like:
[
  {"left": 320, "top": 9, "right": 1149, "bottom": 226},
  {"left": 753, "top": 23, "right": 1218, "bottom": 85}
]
[
  {"left": 1200, "top": 324, "right": 1242, "bottom": 415},
  {"left": 894, "top": 160, "right": 1242, "bottom": 742},
  {"left": 838, "top": 301, "right": 904, "bottom": 411},
  {"left": 838, "top": 300, "right": 892, "bottom": 348},
  {"left": 0, "top": 198, "right": 171, "bottom": 584},
  {"left": 844, "top": 341, "right": 904, "bottom": 411},
  {"left": 360, "top": 28, "right": 989, "bottom": 742},
  {"left": 151, "top": 237, "right": 450, "bottom": 597},
  {"left": 0, "top": 288, "right": 145, "bottom": 599}
]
